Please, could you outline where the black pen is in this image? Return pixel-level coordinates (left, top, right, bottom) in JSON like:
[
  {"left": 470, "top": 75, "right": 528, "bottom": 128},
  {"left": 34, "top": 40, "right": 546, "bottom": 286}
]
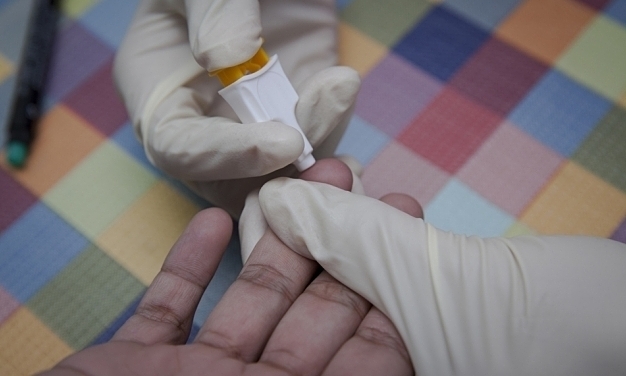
[{"left": 6, "top": 0, "right": 59, "bottom": 168}]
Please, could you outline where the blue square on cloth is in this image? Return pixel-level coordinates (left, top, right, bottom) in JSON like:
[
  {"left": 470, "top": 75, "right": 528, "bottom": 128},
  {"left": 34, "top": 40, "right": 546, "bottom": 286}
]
[
  {"left": 0, "top": 202, "right": 88, "bottom": 302},
  {"left": 393, "top": 6, "right": 489, "bottom": 81},
  {"left": 508, "top": 70, "right": 612, "bottom": 157}
]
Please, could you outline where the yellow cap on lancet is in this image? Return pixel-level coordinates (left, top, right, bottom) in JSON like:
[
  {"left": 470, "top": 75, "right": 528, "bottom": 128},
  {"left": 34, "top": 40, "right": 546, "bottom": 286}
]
[{"left": 211, "top": 47, "right": 270, "bottom": 87}]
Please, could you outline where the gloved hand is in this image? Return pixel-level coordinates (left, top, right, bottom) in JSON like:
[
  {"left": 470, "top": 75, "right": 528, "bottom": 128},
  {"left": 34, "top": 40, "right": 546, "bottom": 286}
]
[
  {"left": 258, "top": 178, "right": 626, "bottom": 376},
  {"left": 114, "top": 0, "right": 360, "bottom": 218}
]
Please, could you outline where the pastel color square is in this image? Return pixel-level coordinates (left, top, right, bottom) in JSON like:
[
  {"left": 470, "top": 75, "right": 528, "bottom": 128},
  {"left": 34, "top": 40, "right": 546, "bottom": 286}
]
[
  {"left": 574, "top": 0, "right": 612, "bottom": 8},
  {"left": 361, "top": 141, "right": 450, "bottom": 204},
  {"left": 338, "top": 22, "right": 388, "bottom": 77},
  {"left": 43, "top": 141, "right": 158, "bottom": 239},
  {"left": 27, "top": 244, "right": 145, "bottom": 349},
  {"left": 425, "top": 178, "right": 516, "bottom": 237},
  {"left": 60, "top": 0, "right": 101, "bottom": 18},
  {"left": 0, "top": 168, "right": 37, "bottom": 232},
  {"left": 458, "top": 122, "right": 564, "bottom": 216},
  {"left": 393, "top": 6, "right": 489, "bottom": 81},
  {"left": 0, "top": 287, "right": 19, "bottom": 324},
  {"left": 188, "top": 324, "right": 201, "bottom": 343},
  {"left": 0, "top": 0, "right": 16, "bottom": 11},
  {"left": 496, "top": 0, "right": 596, "bottom": 64},
  {"left": 0, "top": 104, "right": 105, "bottom": 196},
  {"left": 557, "top": 16, "right": 626, "bottom": 101},
  {"left": 46, "top": 21, "right": 113, "bottom": 101},
  {"left": 0, "top": 53, "right": 12, "bottom": 83},
  {"left": 0, "top": 359, "right": 20, "bottom": 376},
  {"left": 450, "top": 36, "right": 549, "bottom": 115},
  {"left": 443, "top": 0, "right": 522, "bottom": 30},
  {"left": 90, "top": 296, "right": 141, "bottom": 345},
  {"left": 110, "top": 122, "right": 161, "bottom": 175},
  {"left": 64, "top": 58, "right": 128, "bottom": 136},
  {"left": 80, "top": 0, "right": 139, "bottom": 48},
  {"left": 573, "top": 105, "right": 626, "bottom": 192},
  {"left": 606, "top": 0, "right": 626, "bottom": 25},
  {"left": 337, "top": 0, "right": 355, "bottom": 10},
  {"left": 611, "top": 217, "right": 626, "bottom": 243},
  {"left": 340, "top": 0, "right": 432, "bottom": 46},
  {"left": 505, "top": 221, "right": 538, "bottom": 237},
  {"left": 335, "top": 115, "right": 391, "bottom": 166},
  {"left": 0, "top": 202, "right": 89, "bottom": 302},
  {"left": 0, "top": 308, "right": 73, "bottom": 375},
  {"left": 97, "top": 181, "right": 200, "bottom": 285},
  {"left": 521, "top": 162, "right": 626, "bottom": 236},
  {"left": 355, "top": 53, "right": 443, "bottom": 137},
  {"left": 508, "top": 70, "right": 612, "bottom": 157},
  {"left": 398, "top": 87, "right": 503, "bottom": 174},
  {"left": 0, "top": 0, "right": 31, "bottom": 61}
]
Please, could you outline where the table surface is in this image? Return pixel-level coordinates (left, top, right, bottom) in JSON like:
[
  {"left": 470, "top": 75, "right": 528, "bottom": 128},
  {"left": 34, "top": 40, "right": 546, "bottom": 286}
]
[{"left": 1, "top": 0, "right": 626, "bottom": 374}]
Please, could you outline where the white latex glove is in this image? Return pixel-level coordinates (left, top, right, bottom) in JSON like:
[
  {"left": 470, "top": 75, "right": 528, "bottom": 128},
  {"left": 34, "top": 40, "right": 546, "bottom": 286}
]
[
  {"left": 258, "top": 178, "right": 626, "bottom": 376},
  {"left": 114, "top": 0, "right": 360, "bottom": 217}
]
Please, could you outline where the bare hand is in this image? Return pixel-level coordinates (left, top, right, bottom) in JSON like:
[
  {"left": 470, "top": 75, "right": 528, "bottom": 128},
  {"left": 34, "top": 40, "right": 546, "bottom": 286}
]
[{"left": 40, "top": 160, "right": 420, "bottom": 376}]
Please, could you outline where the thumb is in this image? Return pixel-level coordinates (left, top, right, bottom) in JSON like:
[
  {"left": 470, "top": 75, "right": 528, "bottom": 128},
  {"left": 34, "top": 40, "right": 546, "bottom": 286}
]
[{"left": 184, "top": 0, "right": 263, "bottom": 71}]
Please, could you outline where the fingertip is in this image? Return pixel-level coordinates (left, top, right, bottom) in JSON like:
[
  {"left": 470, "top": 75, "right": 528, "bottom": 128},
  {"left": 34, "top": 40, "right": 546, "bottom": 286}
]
[
  {"left": 189, "top": 207, "right": 234, "bottom": 246},
  {"left": 298, "top": 158, "right": 353, "bottom": 191},
  {"left": 380, "top": 193, "right": 424, "bottom": 219}
]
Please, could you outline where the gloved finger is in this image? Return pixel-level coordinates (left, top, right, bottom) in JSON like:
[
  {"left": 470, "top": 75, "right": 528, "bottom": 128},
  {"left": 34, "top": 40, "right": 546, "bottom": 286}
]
[
  {"left": 116, "top": 1, "right": 291, "bottom": 182},
  {"left": 145, "top": 87, "right": 305, "bottom": 180},
  {"left": 239, "top": 190, "right": 266, "bottom": 263},
  {"left": 321, "top": 193, "right": 421, "bottom": 376},
  {"left": 183, "top": 0, "right": 262, "bottom": 71},
  {"left": 258, "top": 178, "right": 429, "bottom": 370},
  {"left": 114, "top": 0, "right": 206, "bottom": 129},
  {"left": 113, "top": 208, "right": 233, "bottom": 345},
  {"left": 238, "top": 158, "right": 353, "bottom": 264},
  {"left": 258, "top": 186, "right": 418, "bottom": 376},
  {"left": 296, "top": 66, "right": 360, "bottom": 148}
]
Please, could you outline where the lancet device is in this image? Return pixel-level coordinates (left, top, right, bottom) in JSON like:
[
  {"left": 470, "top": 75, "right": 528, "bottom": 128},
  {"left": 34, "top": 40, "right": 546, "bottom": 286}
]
[{"left": 212, "top": 48, "right": 315, "bottom": 171}]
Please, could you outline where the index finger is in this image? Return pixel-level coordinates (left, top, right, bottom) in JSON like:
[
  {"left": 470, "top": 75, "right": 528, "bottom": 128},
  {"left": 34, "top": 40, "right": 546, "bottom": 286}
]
[
  {"left": 194, "top": 159, "right": 353, "bottom": 362},
  {"left": 113, "top": 208, "right": 233, "bottom": 345}
]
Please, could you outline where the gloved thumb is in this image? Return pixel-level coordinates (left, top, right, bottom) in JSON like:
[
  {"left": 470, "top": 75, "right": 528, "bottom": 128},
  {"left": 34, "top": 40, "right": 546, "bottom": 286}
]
[
  {"left": 258, "top": 177, "right": 431, "bottom": 370},
  {"left": 184, "top": 0, "right": 263, "bottom": 71}
]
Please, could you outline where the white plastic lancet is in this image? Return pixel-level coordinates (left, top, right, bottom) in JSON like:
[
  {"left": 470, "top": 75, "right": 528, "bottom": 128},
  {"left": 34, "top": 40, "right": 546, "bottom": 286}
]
[{"left": 214, "top": 48, "right": 315, "bottom": 171}]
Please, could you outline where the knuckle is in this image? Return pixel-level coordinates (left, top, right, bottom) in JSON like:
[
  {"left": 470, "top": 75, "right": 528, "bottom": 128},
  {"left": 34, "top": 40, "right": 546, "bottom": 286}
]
[
  {"left": 306, "top": 275, "right": 369, "bottom": 319},
  {"left": 356, "top": 324, "right": 411, "bottom": 363},
  {"left": 136, "top": 303, "right": 188, "bottom": 333},
  {"left": 239, "top": 263, "right": 299, "bottom": 303}
]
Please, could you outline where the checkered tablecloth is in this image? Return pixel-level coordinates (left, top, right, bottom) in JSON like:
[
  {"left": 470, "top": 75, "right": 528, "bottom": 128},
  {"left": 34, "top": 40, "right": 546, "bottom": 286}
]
[{"left": 1, "top": 0, "right": 625, "bottom": 374}]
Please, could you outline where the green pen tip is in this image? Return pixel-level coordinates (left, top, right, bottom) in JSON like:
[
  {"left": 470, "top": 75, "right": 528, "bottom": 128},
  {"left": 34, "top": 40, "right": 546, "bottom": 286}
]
[{"left": 7, "top": 142, "right": 29, "bottom": 168}]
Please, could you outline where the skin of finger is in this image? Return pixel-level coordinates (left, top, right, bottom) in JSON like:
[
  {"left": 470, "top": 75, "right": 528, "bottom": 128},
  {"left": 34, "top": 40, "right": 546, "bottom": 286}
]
[
  {"left": 321, "top": 193, "right": 421, "bottom": 376},
  {"left": 194, "top": 159, "right": 353, "bottom": 362},
  {"left": 298, "top": 158, "right": 353, "bottom": 192},
  {"left": 379, "top": 193, "right": 423, "bottom": 219},
  {"left": 252, "top": 160, "right": 358, "bottom": 374},
  {"left": 113, "top": 208, "right": 233, "bottom": 345},
  {"left": 322, "top": 307, "right": 413, "bottom": 376},
  {"left": 258, "top": 271, "right": 371, "bottom": 375},
  {"left": 195, "top": 230, "right": 318, "bottom": 362}
]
